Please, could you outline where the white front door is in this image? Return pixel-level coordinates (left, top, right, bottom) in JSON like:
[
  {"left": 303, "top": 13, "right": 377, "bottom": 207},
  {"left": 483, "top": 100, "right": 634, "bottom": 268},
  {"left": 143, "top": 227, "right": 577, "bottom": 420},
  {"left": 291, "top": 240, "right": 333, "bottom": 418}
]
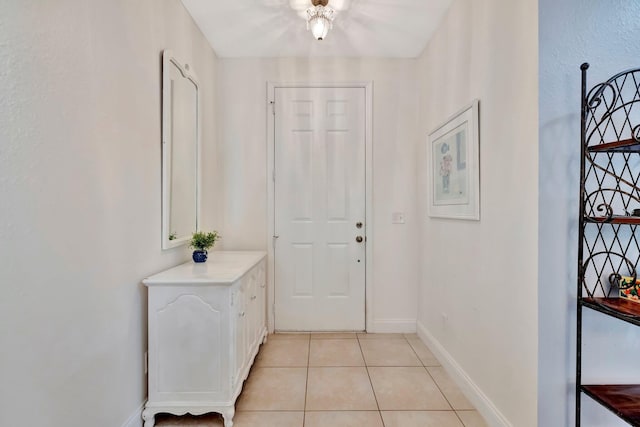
[{"left": 274, "top": 87, "right": 366, "bottom": 331}]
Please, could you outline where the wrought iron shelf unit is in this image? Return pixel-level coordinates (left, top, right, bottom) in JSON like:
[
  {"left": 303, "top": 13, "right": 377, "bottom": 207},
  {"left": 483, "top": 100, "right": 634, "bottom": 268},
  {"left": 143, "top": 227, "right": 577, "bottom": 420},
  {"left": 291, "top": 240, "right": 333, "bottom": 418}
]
[{"left": 577, "top": 63, "right": 640, "bottom": 426}]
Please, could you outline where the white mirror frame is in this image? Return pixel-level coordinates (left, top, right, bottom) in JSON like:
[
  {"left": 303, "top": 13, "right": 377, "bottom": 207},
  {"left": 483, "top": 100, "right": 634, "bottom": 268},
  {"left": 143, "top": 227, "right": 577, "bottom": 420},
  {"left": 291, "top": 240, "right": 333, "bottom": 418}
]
[{"left": 161, "top": 50, "right": 201, "bottom": 250}]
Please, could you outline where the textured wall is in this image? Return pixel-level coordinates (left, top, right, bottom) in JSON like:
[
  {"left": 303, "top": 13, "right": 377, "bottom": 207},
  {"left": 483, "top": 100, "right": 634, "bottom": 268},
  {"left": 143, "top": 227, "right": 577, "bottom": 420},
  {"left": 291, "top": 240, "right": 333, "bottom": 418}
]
[
  {"left": 0, "top": 1, "right": 219, "bottom": 426},
  {"left": 539, "top": 1, "right": 640, "bottom": 426}
]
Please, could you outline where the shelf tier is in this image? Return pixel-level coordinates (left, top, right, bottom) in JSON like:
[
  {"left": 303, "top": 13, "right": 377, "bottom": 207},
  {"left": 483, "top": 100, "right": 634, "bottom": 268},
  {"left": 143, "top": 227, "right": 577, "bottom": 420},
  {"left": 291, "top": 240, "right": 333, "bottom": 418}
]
[
  {"left": 581, "top": 297, "right": 640, "bottom": 327},
  {"left": 587, "top": 138, "right": 640, "bottom": 153},
  {"left": 581, "top": 385, "right": 640, "bottom": 426},
  {"left": 585, "top": 216, "right": 640, "bottom": 224}
]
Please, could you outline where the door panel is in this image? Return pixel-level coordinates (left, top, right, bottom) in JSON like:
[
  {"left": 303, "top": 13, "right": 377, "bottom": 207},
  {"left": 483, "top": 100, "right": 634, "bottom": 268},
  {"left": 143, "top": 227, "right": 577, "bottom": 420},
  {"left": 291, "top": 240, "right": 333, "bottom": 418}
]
[
  {"left": 327, "top": 131, "right": 348, "bottom": 219},
  {"left": 292, "top": 244, "right": 314, "bottom": 296},
  {"left": 274, "top": 87, "right": 365, "bottom": 331}
]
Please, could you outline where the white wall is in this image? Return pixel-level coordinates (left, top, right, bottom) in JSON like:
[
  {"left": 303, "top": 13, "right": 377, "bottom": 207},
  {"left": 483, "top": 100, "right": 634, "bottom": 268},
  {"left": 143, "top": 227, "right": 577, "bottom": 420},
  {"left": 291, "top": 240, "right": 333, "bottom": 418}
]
[
  {"left": 539, "top": 1, "right": 640, "bottom": 426},
  {"left": 416, "top": 0, "right": 538, "bottom": 426},
  {"left": 0, "top": 1, "right": 220, "bottom": 426},
  {"left": 218, "top": 58, "right": 419, "bottom": 332}
]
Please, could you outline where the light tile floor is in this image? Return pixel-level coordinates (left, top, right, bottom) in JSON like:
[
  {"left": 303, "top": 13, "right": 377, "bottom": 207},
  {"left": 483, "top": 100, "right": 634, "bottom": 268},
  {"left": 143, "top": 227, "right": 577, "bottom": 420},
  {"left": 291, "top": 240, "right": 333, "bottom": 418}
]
[{"left": 155, "top": 333, "right": 488, "bottom": 427}]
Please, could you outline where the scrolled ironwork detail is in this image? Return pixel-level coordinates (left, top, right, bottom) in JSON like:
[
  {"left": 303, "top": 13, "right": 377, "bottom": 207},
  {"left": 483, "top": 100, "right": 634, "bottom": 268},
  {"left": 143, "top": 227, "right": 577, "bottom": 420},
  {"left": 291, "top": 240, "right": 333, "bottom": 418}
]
[
  {"left": 582, "top": 251, "right": 637, "bottom": 297},
  {"left": 586, "top": 81, "right": 617, "bottom": 113},
  {"left": 633, "top": 124, "right": 640, "bottom": 143},
  {"left": 608, "top": 272, "right": 622, "bottom": 287},
  {"left": 584, "top": 67, "right": 640, "bottom": 148},
  {"left": 595, "top": 203, "right": 614, "bottom": 221},
  {"left": 609, "top": 271, "right": 637, "bottom": 290},
  {"left": 584, "top": 189, "right": 640, "bottom": 218}
]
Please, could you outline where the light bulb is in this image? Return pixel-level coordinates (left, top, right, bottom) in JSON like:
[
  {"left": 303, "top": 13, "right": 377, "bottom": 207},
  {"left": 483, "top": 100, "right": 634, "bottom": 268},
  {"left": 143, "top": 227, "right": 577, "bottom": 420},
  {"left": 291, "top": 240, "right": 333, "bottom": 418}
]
[{"left": 310, "top": 16, "right": 329, "bottom": 40}]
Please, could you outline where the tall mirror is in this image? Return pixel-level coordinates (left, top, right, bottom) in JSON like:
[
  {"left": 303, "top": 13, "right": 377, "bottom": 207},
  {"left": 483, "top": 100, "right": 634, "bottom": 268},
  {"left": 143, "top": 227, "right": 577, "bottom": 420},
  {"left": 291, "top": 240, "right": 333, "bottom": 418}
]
[{"left": 162, "top": 50, "right": 200, "bottom": 249}]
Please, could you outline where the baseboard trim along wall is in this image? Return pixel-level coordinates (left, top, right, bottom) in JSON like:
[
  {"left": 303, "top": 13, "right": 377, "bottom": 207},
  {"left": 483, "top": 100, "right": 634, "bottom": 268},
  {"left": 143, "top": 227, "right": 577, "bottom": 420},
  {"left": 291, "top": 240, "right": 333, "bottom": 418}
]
[
  {"left": 416, "top": 321, "right": 512, "bottom": 427},
  {"left": 121, "top": 402, "right": 144, "bottom": 427},
  {"left": 369, "top": 318, "right": 416, "bottom": 333}
]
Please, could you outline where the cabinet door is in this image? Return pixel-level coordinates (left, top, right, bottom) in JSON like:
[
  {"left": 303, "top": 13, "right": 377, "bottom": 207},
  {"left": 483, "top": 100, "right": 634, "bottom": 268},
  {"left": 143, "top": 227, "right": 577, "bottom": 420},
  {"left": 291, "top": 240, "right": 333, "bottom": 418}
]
[{"left": 148, "top": 286, "right": 230, "bottom": 403}]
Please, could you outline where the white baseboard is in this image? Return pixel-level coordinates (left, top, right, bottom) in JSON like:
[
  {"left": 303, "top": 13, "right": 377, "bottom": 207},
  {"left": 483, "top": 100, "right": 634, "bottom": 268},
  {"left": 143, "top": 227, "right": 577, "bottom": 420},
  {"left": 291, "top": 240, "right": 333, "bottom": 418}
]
[
  {"left": 416, "top": 321, "right": 512, "bottom": 427},
  {"left": 121, "top": 401, "right": 145, "bottom": 427},
  {"left": 368, "top": 318, "right": 416, "bottom": 333}
]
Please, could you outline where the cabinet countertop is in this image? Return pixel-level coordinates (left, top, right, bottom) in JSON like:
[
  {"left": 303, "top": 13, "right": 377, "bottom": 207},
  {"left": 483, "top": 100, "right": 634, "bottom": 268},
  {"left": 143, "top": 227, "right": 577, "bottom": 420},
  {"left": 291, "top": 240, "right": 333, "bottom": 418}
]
[{"left": 143, "top": 251, "right": 267, "bottom": 286}]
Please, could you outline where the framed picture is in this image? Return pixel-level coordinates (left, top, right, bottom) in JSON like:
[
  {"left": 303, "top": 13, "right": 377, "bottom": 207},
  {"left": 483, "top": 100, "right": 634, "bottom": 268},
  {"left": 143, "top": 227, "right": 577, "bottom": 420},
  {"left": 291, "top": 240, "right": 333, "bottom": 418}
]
[{"left": 428, "top": 100, "right": 480, "bottom": 220}]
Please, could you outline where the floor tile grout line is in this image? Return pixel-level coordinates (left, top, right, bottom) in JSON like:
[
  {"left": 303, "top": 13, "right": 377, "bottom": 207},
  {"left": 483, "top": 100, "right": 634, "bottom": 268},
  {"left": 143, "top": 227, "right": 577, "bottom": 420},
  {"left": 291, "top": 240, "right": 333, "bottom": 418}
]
[
  {"left": 424, "top": 365, "right": 457, "bottom": 413},
  {"left": 453, "top": 409, "right": 470, "bottom": 427},
  {"left": 367, "top": 336, "right": 463, "bottom": 422},
  {"left": 359, "top": 335, "right": 425, "bottom": 367},
  {"left": 302, "top": 336, "right": 311, "bottom": 427},
  {"left": 357, "top": 334, "right": 386, "bottom": 427},
  {"left": 406, "top": 335, "right": 434, "bottom": 368},
  {"left": 421, "top": 353, "right": 477, "bottom": 414}
]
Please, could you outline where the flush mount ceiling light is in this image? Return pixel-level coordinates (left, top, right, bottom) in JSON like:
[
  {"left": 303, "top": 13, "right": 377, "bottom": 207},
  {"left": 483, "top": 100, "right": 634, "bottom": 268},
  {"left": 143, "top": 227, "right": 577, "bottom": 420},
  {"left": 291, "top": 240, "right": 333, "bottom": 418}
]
[{"left": 306, "top": 0, "right": 335, "bottom": 41}]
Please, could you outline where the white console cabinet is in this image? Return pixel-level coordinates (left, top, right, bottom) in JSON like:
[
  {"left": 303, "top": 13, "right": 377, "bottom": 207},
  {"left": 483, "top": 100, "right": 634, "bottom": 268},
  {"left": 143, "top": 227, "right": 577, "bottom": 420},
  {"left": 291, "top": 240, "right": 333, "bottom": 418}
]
[{"left": 141, "top": 251, "right": 267, "bottom": 427}]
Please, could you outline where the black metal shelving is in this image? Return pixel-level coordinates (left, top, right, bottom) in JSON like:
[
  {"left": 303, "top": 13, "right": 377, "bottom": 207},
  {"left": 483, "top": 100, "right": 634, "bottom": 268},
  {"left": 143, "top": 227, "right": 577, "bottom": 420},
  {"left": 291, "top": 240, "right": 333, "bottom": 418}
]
[{"left": 577, "top": 63, "right": 640, "bottom": 426}]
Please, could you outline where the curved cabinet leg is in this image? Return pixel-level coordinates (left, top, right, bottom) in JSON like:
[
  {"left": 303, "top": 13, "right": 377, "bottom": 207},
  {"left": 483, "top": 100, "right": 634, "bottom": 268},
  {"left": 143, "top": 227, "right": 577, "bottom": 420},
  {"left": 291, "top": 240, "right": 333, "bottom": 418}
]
[
  {"left": 142, "top": 408, "right": 155, "bottom": 427},
  {"left": 222, "top": 407, "right": 235, "bottom": 427}
]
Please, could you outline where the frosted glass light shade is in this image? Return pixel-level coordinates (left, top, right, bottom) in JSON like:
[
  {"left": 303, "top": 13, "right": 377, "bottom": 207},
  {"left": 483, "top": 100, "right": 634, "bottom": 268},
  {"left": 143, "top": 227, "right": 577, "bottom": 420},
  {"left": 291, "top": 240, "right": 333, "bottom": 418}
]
[
  {"left": 306, "top": 5, "right": 334, "bottom": 40},
  {"left": 310, "top": 16, "right": 330, "bottom": 40}
]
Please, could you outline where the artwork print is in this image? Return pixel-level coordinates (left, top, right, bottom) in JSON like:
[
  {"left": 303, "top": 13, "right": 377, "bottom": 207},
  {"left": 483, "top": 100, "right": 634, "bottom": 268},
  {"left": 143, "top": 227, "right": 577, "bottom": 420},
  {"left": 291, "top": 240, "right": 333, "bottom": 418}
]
[
  {"left": 433, "top": 123, "right": 468, "bottom": 206},
  {"left": 427, "top": 100, "right": 479, "bottom": 220}
]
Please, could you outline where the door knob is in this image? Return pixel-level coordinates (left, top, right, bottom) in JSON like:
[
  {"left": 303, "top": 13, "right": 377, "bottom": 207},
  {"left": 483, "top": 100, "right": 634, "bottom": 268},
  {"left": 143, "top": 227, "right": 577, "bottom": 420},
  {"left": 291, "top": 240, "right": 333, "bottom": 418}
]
[
  {"left": 356, "top": 222, "right": 363, "bottom": 229},
  {"left": 356, "top": 236, "right": 363, "bottom": 243}
]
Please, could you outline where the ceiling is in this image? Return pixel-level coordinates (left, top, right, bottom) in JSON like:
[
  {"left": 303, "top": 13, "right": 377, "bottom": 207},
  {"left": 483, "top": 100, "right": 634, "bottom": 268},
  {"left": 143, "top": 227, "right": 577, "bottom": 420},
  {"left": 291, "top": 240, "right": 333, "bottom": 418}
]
[{"left": 180, "top": 0, "right": 453, "bottom": 58}]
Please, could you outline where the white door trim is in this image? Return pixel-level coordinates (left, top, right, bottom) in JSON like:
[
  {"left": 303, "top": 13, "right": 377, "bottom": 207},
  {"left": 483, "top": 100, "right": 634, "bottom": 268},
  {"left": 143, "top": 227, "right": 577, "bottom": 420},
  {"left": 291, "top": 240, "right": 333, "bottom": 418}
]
[{"left": 266, "top": 81, "right": 373, "bottom": 333}]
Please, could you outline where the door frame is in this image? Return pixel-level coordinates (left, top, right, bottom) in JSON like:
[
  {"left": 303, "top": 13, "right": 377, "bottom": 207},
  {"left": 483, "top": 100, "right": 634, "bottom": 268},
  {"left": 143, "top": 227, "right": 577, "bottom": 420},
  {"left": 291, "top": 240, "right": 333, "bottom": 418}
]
[{"left": 266, "top": 81, "right": 373, "bottom": 333}]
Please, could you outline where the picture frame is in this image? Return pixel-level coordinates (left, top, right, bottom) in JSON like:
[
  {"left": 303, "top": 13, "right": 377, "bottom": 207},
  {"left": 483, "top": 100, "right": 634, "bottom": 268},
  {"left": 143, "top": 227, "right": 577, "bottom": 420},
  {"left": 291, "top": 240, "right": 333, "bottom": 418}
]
[{"left": 427, "top": 100, "right": 480, "bottom": 220}]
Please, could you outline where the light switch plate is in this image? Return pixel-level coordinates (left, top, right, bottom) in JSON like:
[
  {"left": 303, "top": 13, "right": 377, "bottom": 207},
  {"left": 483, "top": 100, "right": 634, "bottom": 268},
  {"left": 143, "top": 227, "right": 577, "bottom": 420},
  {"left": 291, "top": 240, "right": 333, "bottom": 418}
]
[{"left": 392, "top": 212, "right": 405, "bottom": 224}]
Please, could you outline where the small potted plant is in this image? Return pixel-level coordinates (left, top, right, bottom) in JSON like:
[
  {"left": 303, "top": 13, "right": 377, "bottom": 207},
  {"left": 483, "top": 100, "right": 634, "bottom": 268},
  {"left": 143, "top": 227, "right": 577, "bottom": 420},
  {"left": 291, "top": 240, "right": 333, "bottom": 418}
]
[{"left": 190, "top": 230, "right": 220, "bottom": 263}]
